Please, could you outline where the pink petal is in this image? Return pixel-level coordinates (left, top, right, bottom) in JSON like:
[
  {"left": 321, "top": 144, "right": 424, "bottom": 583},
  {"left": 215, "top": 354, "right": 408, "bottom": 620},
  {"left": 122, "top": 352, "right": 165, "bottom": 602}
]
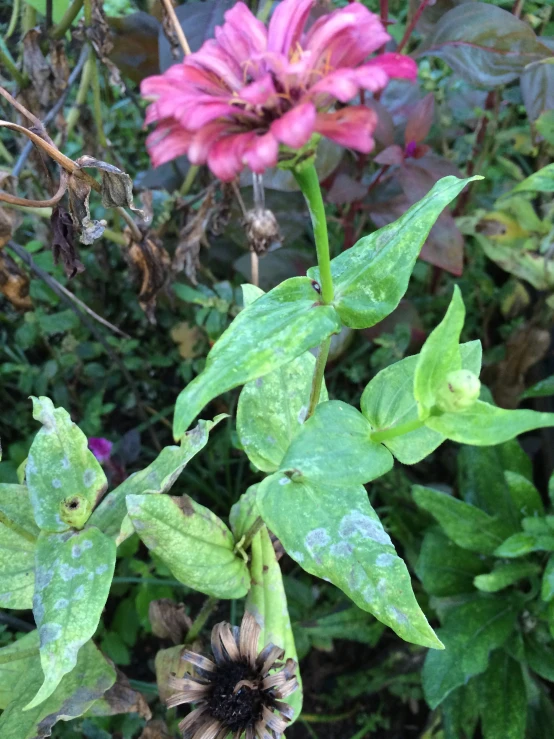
[
  {"left": 306, "top": 4, "right": 390, "bottom": 69},
  {"left": 271, "top": 102, "right": 316, "bottom": 148},
  {"left": 216, "top": 2, "right": 267, "bottom": 62},
  {"left": 190, "top": 40, "right": 243, "bottom": 90},
  {"left": 267, "top": 0, "right": 314, "bottom": 55},
  {"left": 364, "top": 53, "right": 418, "bottom": 81},
  {"left": 146, "top": 121, "right": 193, "bottom": 167},
  {"left": 352, "top": 64, "right": 389, "bottom": 93},
  {"left": 315, "top": 107, "right": 378, "bottom": 153},
  {"left": 188, "top": 121, "right": 230, "bottom": 164},
  {"left": 207, "top": 132, "right": 254, "bottom": 181},
  {"left": 177, "top": 100, "right": 238, "bottom": 131},
  {"left": 242, "top": 132, "right": 279, "bottom": 173},
  {"left": 309, "top": 70, "right": 359, "bottom": 103},
  {"left": 241, "top": 74, "right": 277, "bottom": 106}
]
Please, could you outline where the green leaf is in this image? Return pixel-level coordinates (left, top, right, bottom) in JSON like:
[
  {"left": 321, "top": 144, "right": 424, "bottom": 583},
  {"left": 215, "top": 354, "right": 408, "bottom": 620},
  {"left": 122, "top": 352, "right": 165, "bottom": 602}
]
[
  {"left": 241, "top": 283, "right": 265, "bottom": 306},
  {"left": 229, "top": 484, "right": 259, "bottom": 541},
  {"left": 258, "top": 474, "right": 443, "bottom": 649},
  {"left": 26, "top": 527, "right": 116, "bottom": 709},
  {"left": 280, "top": 400, "right": 393, "bottom": 486},
  {"left": 247, "top": 526, "right": 302, "bottom": 722},
  {"left": 505, "top": 471, "right": 544, "bottom": 518},
  {"left": 89, "top": 417, "right": 222, "bottom": 540},
  {"left": 522, "top": 374, "right": 554, "bottom": 399},
  {"left": 440, "top": 681, "right": 481, "bottom": 739},
  {"left": 24, "top": 0, "right": 69, "bottom": 24},
  {"left": 26, "top": 397, "right": 107, "bottom": 532},
  {"left": 524, "top": 633, "right": 554, "bottom": 682},
  {"left": 0, "top": 483, "right": 40, "bottom": 540},
  {"left": 494, "top": 531, "right": 554, "bottom": 558},
  {"left": 126, "top": 494, "right": 249, "bottom": 599},
  {"left": 0, "top": 639, "right": 115, "bottom": 738},
  {"left": 422, "top": 597, "right": 518, "bottom": 708},
  {"left": 478, "top": 650, "right": 526, "bottom": 739},
  {"left": 426, "top": 401, "right": 554, "bottom": 445},
  {"left": 542, "top": 555, "right": 554, "bottom": 603},
  {"left": 508, "top": 163, "right": 554, "bottom": 196},
  {"left": 416, "top": 529, "right": 488, "bottom": 597},
  {"left": 307, "top": 176, "right": 480, "bottom": 329},
  {"left": 536, "top": 110, "right": 554, "bottom": 146},
  {"left": 0, "top": 518, "right": 35, "bottom": 609},
  {"left": 0, "top": 631, "right": 39, "bottom": 710},
  {"left": 413, "top": 485, "right": 512, "bottom": 555},
  {"left": 474, "top": 562, "right": 539, "bottom": 593},
  {"left": 360, "top": 341, "right": 480, "bottom": 464},
  {"left": 414, "top": 285, "right": 465, "bottom": 418},
  {"left": 173, "top": 277, "right": 341, "bottom": 439},
  {"left": 237, "top": 351, "right": 328, "bottom": 473}
]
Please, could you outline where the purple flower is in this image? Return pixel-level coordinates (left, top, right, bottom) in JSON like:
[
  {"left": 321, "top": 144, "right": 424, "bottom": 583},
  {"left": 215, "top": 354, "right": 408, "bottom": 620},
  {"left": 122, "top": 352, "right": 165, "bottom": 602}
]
[
  {"left": 88, "top": 437, "right": 113, "bottom": 464},
  {"left": 141, "top": 0, "right": 417, "bottom": 180}
]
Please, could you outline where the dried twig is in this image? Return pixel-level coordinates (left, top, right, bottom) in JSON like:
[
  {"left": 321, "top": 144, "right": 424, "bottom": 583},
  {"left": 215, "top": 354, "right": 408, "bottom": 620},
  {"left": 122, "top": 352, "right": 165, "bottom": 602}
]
[{"left": 160, "top": 0, "right": 191, "bottom": 56}]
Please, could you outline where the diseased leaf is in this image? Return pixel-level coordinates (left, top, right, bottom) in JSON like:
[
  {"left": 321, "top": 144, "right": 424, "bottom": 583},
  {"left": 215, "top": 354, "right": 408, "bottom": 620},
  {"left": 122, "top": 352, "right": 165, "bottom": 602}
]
[
  {"left": 422, "top": 596, "right": 518, "bottom": 708},
  {"left": 478, "top": 651, "right": 526, "bottom": 739},
  {"left": 126, "top": 494, "right": 249, "bottom": 599},
  {"left": 247, "top": 526, "right": 302, "bottom": 722},
  {"left": 237, "top": 351, "right": 328, "bottom": 474},
  {"left": 474, "top": 562, "right": 539, "bottom": 593},
  {"left": 0, "top": 483, "right": 40, "bottom": 539},
  {"left": 0, "top": 631, "right": 39, "bottom": 710},
  {"left": 258, "top": 474, "right": 443, "bottom": 649},
  {"left": 173, "top": 277, "right": 341, "bottom": 439},
  {"left": 307, "top": 176, "right": 479, "bottom": 329},
  {"left": 413, "top": 485, "right": 512, "bottom": 555},
  {"left": 280, "top": 400, "right": 393, "bottom": 486},
  {"left": 507, "top": 162, "right": 554, "bottom": 195},
  {"left": 505, "top": 471, "right": 544, "bottom": 519},
  {"left": 426, "top": 401, "right": 554, "bottom": 445},
  {"left": 26, "top": 396, "right": 107, "bottom": 532},
  {"left": 418, "top": 3, "right": 550, "bottom": 88},
  {"left": 0, "top": 518, "right": 35, "bottom": 609},
  {"left": 89, "top": 417, "right": 222, "bottom": 541},
  {"left": 87, "top": 667, "right": 152, "bottom": 719},
  {"left": 27, "top": 527, "right": 116, "bottom": 709},
  {"left": 416, "top": 529, "right": 488, "bottom": 597},
  {"left": 76, "top": 156, "right": 143, "bottom": 216},
  {"left": 0, "top": 639, "right": 115, "bottom": 738},
  {"left": 361, "top": 341, "right": 481, "bottom": 464}
]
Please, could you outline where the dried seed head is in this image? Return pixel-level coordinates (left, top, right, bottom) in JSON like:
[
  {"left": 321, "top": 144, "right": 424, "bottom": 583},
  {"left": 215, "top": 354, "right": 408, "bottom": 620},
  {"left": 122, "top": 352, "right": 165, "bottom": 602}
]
[
  {"left": 243, "top": 209, "right": 282, "bottom": 256},
  {"left": 167, "top": 611, "right": 298, "bottom": 739}
]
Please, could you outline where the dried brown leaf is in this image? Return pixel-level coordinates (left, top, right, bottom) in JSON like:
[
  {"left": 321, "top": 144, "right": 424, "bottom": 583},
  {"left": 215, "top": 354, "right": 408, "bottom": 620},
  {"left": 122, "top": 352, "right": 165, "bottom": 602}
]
[
  {"left": 0, "top": 172, "right": 22, "bottom": 246},
  {"left": 77, "top": 0, "right": 125, "bottom": 91},
  {"left": 22, "top": 29, "right": 53, "bottom": 110},
  {"left": 172, "top": 189, "right": 216, "bottom": 284},
  {"left": 76, "top": 155, "right": 144, "bottom": 217},
  {"left": 88, "top": 667, "right": 152, "bottom": 719},
  {"left": 149, "top": 598, "right": 192, "bottom": 645},
  {"left": 0, "top": 251, "right": 32, "bottom": 310},
  {"left": 67, "top": 171, "right": 107, "bottom": 244},
  {"left": 51, "top": 205, "right": 84, "bottom": 278},
  {"left": 50, "top": 42, "right": 70, "bottom": 95},
  {"left": 124, "top": 228, "right": 170, "bottom": 323},
  {"left": 139, "top": 720, "right": 172, "bottom": 739}
]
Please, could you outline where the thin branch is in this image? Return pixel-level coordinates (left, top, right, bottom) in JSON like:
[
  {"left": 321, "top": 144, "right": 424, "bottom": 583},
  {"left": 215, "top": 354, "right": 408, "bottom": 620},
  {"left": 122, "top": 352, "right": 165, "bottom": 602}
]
[
  {"left": 397, "top": 0, "right": 432, "bottom": 53},
  {"left": 51, "top": 0, "right": 84, "bottom": 40},
  {"left": 7, "top": 240, "right": 161, "bottom": 452},
  {"left": 4, "top": 0, "right": 20, "bottom": 40},
  {"left": 0, "top": 86, "right": 42, "bottom": 129},
  {"left": 160, "top": 0, "right": 191, "bottom": 56},
  {"left": 0, "top": 170, "right": 67, "bottom": 207}
]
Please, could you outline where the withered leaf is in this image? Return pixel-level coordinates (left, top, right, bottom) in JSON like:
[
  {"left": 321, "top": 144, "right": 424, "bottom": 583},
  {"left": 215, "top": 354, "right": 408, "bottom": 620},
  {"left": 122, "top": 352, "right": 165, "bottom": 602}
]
[
  {"left": 173, "top": 188, "right": 216, "bottom": 284},
  {"left": 149, "top": 598, "right": 192, "bottom": 645},
  {"left": 50, "top": 42, "right": 70, "bottom": 95},
  {"left": 0, "top": 171, "right": 22, "bottom": 246},
  {"left": 76, "top": 155, "right": 144, "bottom": 217},
  {"left": 77, "top": 0, "right": 125, "bottom": 91},
  {"left": 22, "top": 29, "right": 53, "bottom": 110},
  {"left": 88, "top": 667, "right": 152, "bottom": 720},
  {"left": 67, "top": 171, "right": 107, "bottom": 245},
  {"left": 139, "top": 720, "right": 172, "bottom": 739},
  {"left": 154, "top": 644, "right": 187, "bottom": 704},
  {"left": 51, "top": 206, "right": 84, "bottom": 278},
  {"left": 0, "top": 250, "right": 32, "bottom": 310},
  {"left": 124, "top": 228, "right": 170, "bottom": 323}
]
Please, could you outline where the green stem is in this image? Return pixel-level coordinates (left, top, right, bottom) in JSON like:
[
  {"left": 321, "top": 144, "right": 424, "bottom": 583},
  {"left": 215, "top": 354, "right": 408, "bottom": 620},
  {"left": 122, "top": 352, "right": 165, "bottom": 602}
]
[
  {"left": 4, "top": 0, "right": 20, "bottom": 39},
  {"left": 241, "top": 516, "right": 264, "bottom": 551},
  {"left": 22, "top": 4, "right": 36, "bottom": 33},
  {"left": 91, "top": 58, "right": 108, "bottom": 149},
  {"left": 293, "top": 163, "right": 334, "bottom": 305},
  {"left": 180, "top": 165, "right": 199, "bottom": 196},
  {"left": 370, "top": 417, "right": 425, "bottom": 443},
  {"left": 84, "top": 0, "right": 92, "bottom": 26},
  {"left": 307, "top": 337, "right": 331, "bottom": 418},
  {"left": 63, "top": 55, "right": 94, "bottom": 141},
  {"left": 0, "top": 40, "right": 25, "bottom": 87},
  {"left": 186, "top": 597, "right": 219, "bottom": 643},
  {"left": 51, "top": 0, "right": 84, "bottom": 40}
]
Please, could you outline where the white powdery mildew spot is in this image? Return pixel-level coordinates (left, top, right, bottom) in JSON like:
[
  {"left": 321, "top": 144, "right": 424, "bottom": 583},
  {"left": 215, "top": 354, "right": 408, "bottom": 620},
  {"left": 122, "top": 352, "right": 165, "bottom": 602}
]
[
  {"left": 53, "top": 598, "right": 69, "bottom": 610},
  {"left": 95, "top": 564, "right": 109, "bottom": 575},
  {"left": 288, "top": 550, "right": 305, "bottom": 563},
  {"left": 83, "top": 469, "right": 96, "bottom": 487},
  {"left": 297, "top": 405, "right": 308, "bottom": 424},
  {"left": 375, "top": 553, "right": 396, "bottom": 568},
  {"left": 362, "top": 583, "right": 376, "bottom": 603},
  {"left": 61, "top": 456, "right": 70, "bottom": 469},
  {"left": 330, "top": 541, "right": 353, "bottom": 558},
  {"left": 39, "top": 622, "right": 62, "bottom": 647},
  {"left": 59, "top": 563, "right": 86, "bottom": 581},
  {"left": 377, "top": 578, "right": 388, "bottom": 595},
  {"left": 305, "top": 528, "right": 331, "bottom": 564},
  {"left": 26, "top": 456, "right": 37, "bottom": 475},
  {"left": 338, "top": 511, "right": 392, "bottom": 546},
  {"left": 82, "top": 539, "right": 93, "bottom": 551},
  {"left": 51, "top": 478, "right": 62, "bottom": 489},
  {"left": 72, "top": 545, "right": 82, "bottom": 559},
  {"left": 73, "top": 584, "right": 86, "bottom": 600},
  {"left": 278, "top": 477, "right": 290, "bottom": 486},
  {"left": 387, "top": 606, "right": 409, "bottom": 626}
]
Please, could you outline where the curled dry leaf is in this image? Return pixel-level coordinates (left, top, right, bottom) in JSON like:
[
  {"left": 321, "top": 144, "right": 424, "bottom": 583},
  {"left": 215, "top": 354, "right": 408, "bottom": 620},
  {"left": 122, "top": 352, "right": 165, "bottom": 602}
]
[
  {"left": 149, "top": 598, "right": 192, "bottom": 645},
  {"left": 20, "top": 30, "right": 69, "bottom": 115},
  {"left": 0, "top": 250, "right": 32, "bottom": 310},
  {"left": 76, "top": 155, "right": 144, "bottom": 217},
  {"left": 51, "top": 206, "right": 84, "bottom": 278},
  {"left": 77, "top": 0, "right": 125, "bottom": 91},
  {"left": 0, "top": 172, "right": 22, "bottom": 246},
  {"left": 67, "top": 171, "right": 107, "bottom": 245},
  {"left": 139, "top": 720, "right": 172, "bottom": 739},
  {"left": 88, "top": 666, "right": 152, "bottom": 720},
  {"left": 124, "top": 226, "right": 170, "bottom": 323},
  {"left": 173, "top": 188, "right": 216, "bottom": 284}
]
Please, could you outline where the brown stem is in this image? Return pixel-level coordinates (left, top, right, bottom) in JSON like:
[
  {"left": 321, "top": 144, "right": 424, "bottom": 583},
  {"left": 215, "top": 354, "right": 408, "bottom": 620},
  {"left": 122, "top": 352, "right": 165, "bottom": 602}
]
[
  {"left": 0, "top": 87, "right": 42, "bottom": 129},
  {"left": 160, "top": 0, "right": 191, "bottom": 56},
  {"left": 397, "top": 0, "right": 432, "bottom": 53},
  {"left": 0, "top": 170, "right": 67, "bottom": 208},
  {"left": 511, "top": 0, "right": 524, "bottom": 18}
]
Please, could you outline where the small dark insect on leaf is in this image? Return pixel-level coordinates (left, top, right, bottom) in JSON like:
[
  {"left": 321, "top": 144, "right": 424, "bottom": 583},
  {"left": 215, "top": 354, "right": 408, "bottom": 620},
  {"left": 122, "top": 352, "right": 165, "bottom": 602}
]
[{"left": 51, "top": 206, "right": 84, "bottom": 278}]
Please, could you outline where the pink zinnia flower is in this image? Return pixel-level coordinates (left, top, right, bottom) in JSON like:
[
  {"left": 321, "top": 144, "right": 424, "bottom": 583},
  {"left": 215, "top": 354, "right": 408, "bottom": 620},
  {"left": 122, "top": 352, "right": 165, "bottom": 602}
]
[
  {"left": 88, "top": 437, "right": 113, "bottom": 464},
  {"left": 141, "top": 0, "right": 417, "bottom": 181}
]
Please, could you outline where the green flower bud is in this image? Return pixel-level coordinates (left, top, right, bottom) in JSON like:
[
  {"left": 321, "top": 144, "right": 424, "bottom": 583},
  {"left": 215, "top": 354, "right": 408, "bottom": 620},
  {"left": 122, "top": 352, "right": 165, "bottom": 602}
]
[{"left": 436, "top": 370, "right": 481, "bottom": 413}]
